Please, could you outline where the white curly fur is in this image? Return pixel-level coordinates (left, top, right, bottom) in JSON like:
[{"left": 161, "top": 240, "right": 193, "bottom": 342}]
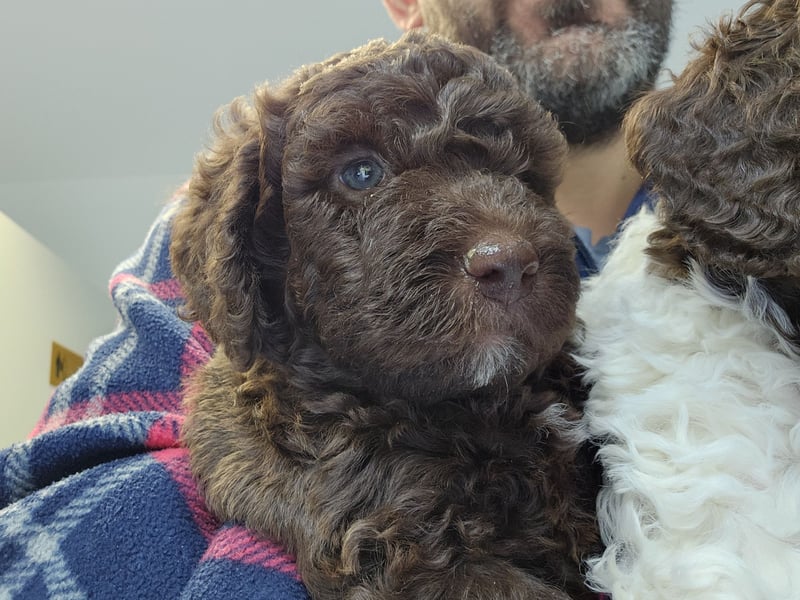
[{"left": 578, "top": 209, "right": 800, "bottom": 599}]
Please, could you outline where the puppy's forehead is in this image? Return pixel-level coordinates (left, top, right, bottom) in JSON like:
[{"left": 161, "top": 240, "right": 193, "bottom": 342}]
[
  {"left": 275, "top": 32, "right": 566, "bottom": 201},
  {"left": 287, "top": 34, "right": 526, "bottom": 134}
]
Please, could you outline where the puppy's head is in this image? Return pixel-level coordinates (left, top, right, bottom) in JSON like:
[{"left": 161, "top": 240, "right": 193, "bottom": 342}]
[
  {"left": 171, "top": 31, "right": 576, "bottom": 400},
  {"left": 624, "top": 0, "right": 800, "bottom": 281}
]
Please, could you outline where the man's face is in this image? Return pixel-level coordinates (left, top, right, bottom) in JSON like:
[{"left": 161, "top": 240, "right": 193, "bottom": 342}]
[{"left": 420, "top": 0, "right": 673, "bottom": 145}]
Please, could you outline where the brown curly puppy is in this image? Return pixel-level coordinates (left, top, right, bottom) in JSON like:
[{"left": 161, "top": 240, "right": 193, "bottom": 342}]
[
  {"left": 579, "top": 1, "right": 800, "bottom": 597},
  {"left": 171, "top": 31, "right": 600, "bottom": 600}
]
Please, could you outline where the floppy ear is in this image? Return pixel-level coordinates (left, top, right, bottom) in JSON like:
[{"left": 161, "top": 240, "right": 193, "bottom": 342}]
[
  {"left": 172, "top": 43, "right": 402, "bottom": 371},
  {"left": 171, "top": 84, "right": 294, "bottom": 371},
  {"left": 625, "top": 0, "right": 800, "bottom": 280}
]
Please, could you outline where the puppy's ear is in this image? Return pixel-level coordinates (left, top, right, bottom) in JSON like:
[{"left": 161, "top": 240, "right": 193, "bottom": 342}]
[
  {"left": 171, "top": 85, "right": 293, "bottom": 371},
  {"left": 625, "top": 1, "right": 800, "bottom": 279},
  {"left": 171, "top": 45, "right": 397, "bottom": 371}
]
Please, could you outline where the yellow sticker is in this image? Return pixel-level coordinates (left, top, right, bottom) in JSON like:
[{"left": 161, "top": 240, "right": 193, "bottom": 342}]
[{"left": 50, "top": 341, "right": 84, "bottom": 386}]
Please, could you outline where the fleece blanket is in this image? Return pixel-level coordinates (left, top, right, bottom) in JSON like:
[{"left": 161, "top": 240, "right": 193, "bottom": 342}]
[
  {"left": 0, "top": 190, "right": 309, "bottom": 599},
  {"left": 0, "top": 182, "right": 639, "bottom": 598}
]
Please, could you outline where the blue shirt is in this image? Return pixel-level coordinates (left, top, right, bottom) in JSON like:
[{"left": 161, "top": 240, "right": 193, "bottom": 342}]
[{"left": 573, "top": 184, "right": 655, "bottom": 279}]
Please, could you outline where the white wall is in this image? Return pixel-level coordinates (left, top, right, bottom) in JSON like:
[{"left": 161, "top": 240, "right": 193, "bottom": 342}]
[
  {"left": 0, "top": 176, "right": 181, "bottom": 299},
  {"left": 0, "top": 211, "right": 117, "bottom": 447},
  {"left": 0, "top": 0, "right": 400, "bottom": 292},
  {"left": 664, "top": 0, "right": 744, "bottom": 81}
]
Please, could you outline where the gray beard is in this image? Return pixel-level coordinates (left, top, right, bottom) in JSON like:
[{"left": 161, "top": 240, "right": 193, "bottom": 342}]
[{"left": 489, "top": 19, "right": 668, "bottom": 145}]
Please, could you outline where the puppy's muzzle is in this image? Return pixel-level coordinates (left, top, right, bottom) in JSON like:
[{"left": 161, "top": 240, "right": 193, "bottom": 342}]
[{"left": 464, "top": 236, "right": 539, "bottom": 305}]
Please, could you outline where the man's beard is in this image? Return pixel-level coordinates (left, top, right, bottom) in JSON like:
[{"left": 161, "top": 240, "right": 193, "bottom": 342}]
[{"left": 489, "top": 15, "right": 670, "bottom": 145}]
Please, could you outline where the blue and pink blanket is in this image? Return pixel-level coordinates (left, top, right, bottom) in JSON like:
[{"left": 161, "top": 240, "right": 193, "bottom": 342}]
[{"left": 0, "top": 189, "right": 309, "bottom": 599}]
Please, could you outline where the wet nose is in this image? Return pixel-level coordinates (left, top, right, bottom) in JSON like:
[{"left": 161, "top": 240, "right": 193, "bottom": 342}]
[{"left": 464, "top": 237, "right": 539, "bottom": 305}]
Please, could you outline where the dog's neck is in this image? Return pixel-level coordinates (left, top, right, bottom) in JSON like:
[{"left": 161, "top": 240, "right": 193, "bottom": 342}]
[
  {"left": 237, "top": 351, "right": 580, "bottom": 418},
  {"left": 555, "top": 132, "right": 643, "bottom": 244},
  {"left": 240, "top": 362, "right": 581, "bottom": 459}
]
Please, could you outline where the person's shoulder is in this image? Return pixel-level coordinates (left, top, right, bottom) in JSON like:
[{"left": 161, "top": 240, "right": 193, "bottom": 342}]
[{"left": 33, "top": 182, "right": 212, "bottom": 437}]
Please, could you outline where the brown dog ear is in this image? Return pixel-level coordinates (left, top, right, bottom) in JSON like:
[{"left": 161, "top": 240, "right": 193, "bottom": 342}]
[
  {"left": 625, "top": 1, "right": 800, "bottom": 279},
  {"left": 171, "top": 42, "right": 400, "bottom": 372},
  {"left": 171, "top": 86, "right": 292, "bottom": 371}
]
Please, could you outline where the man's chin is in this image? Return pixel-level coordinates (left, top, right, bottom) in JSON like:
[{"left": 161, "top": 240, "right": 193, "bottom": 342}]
[{"left": 488, "top": 19, "right": 667, "bottom": 144}]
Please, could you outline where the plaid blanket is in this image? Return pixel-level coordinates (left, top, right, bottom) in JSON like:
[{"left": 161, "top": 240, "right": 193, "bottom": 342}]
[{"left": 0, "top": 190, "right": 309, "bottom": 599}]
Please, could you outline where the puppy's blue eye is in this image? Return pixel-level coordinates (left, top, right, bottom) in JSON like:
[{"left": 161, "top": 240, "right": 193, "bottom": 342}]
[{"left": 340, "top": 159, "right": 384, "bottom": 190}]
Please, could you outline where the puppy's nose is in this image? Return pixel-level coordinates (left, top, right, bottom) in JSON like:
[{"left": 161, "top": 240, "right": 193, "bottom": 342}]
[{"left": 464, "top": 237, "right": 539, "bottom": 305}]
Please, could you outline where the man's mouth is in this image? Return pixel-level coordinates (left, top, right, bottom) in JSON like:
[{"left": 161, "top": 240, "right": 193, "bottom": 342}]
[{"left": 540, "top": 0, "right": 596, "bottom": 30}]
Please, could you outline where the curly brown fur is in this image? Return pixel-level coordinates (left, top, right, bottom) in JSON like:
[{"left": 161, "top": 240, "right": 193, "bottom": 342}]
[
  {"left": 625, "top": 0, "right": 800, "bottom": 282},
  {"left": 172, "top": 31, "right": 600, "bottom": 599}
]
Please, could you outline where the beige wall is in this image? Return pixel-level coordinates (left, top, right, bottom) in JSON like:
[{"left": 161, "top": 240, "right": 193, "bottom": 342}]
[{"left": 0, "top": 211, "right": 116, "bottom": 447}]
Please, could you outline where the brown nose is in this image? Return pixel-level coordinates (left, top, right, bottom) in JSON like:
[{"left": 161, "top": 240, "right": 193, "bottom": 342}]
[{"left": 464, "top": 238, "right": 539, "bottom": 305}]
